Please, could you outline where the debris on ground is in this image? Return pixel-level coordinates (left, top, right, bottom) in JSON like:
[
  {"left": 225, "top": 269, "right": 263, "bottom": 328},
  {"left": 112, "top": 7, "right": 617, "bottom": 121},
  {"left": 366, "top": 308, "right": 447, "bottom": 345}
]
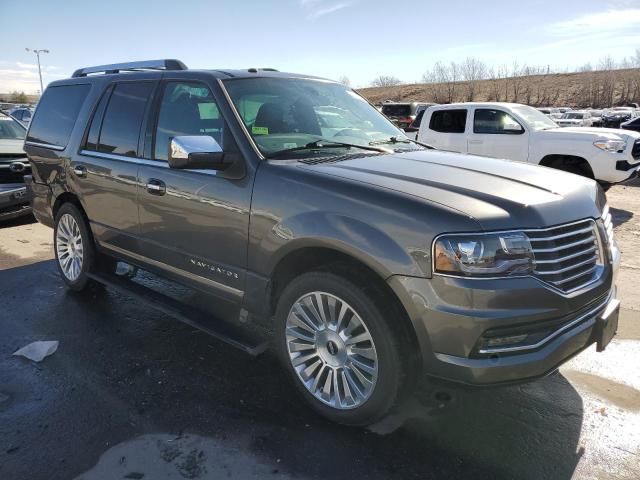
[{"left": 12, "top": 341, "right": 59, "bottom": 362}]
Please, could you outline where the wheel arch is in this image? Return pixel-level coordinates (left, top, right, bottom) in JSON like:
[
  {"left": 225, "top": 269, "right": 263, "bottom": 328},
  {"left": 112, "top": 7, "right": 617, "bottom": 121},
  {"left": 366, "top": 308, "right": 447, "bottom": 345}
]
[{"left": 538, "top": 154, "right": 595, "bottom": 179}]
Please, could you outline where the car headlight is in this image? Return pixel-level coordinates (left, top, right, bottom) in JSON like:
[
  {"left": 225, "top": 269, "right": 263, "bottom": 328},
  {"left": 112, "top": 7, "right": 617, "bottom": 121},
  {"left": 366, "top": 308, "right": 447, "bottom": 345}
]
[
  {"left": 434, "top": 232, "right": 535, "bottom": 277},
  {"left": 593, "top": 139, "right": 626, "bottom": 153}
]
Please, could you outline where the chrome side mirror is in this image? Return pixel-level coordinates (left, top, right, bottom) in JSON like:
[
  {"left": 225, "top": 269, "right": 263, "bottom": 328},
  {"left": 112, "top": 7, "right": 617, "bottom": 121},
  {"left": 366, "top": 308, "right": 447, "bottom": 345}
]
[{"left": 168, "top": 135, "right": 231, "bottom": 170}]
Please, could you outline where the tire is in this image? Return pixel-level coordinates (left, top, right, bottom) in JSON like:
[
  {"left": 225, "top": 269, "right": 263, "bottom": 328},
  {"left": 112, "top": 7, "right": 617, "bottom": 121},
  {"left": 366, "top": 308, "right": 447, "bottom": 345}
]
[
  {"left": 53, "top": 203, "right": 109, "bottom": 291},
  {"left": 275, "top": 271, "right": 408, "bottom": 426}
]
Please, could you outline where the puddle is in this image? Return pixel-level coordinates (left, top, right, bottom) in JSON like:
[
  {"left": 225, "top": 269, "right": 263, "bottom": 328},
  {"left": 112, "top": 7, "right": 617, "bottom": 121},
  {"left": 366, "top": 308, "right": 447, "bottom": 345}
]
[
  {"left": 74, "top": 433, "right": 294, "bottom": 479},
  {"left": 563, "top": 370, "right": 640, "bottom": 411}
]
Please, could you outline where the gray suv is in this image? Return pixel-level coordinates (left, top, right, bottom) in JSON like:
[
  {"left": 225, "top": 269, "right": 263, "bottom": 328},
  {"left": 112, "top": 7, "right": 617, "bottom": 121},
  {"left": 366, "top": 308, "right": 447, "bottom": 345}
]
[{"left": 24, "top": 60, "right": 621, "bottom": 426}]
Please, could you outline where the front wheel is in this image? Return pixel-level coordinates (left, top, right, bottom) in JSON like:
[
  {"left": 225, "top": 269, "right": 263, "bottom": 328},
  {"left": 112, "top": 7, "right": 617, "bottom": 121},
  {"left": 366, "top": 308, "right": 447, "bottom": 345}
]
[{"left": 275, "top": 271, "right": 408, "bottom": 426}]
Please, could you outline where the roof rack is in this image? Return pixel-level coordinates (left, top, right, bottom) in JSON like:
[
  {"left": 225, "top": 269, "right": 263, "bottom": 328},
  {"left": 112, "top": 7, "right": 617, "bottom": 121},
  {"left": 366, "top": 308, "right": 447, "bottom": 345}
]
[
  {"left": 72, "top": 59, "right": 188, "bottom": 78},
  {"left": 247, "top": 67, "right": 279, "bottom": 73}
]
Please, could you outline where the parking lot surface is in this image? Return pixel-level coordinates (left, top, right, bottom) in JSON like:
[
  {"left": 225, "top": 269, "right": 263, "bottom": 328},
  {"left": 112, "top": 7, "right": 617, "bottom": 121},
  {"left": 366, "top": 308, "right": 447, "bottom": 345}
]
[{"left": 1, "top": 180, "right": 639, "bottom": 480}]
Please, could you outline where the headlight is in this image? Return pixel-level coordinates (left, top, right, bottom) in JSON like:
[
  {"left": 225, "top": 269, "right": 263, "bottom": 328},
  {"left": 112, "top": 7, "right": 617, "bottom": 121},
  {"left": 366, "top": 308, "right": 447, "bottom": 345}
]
[
  {"left": 434, "top": 232, "right": 535, "bottom": 277},
  {"left": 593, "top": 139, "right": 626, "bottom": 152}
]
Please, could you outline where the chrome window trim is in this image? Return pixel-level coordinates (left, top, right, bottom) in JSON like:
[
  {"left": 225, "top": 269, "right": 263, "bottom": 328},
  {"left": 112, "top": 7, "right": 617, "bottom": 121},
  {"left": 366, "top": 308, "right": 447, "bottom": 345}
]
[
  {"left": 477, "top": 290, "right": 613, "bottom": 354},
  {"left": 24, "top": 140, "right": 65, "bottom": 151},
  {"left": 78, "top": 149, "right": 218, "bottom": 175}
]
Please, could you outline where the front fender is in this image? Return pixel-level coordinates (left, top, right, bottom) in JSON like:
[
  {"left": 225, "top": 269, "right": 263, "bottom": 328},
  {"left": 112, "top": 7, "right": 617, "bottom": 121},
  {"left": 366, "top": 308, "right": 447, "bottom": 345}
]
[{"left": 257, "top": 211, "right": 428, "bottom": 280}]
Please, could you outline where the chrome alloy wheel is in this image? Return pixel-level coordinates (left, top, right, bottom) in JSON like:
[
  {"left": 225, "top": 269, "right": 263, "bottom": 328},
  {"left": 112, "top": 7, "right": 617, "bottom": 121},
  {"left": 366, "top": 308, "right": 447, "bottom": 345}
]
[
  {"left": 286, "top": 291, "right": 379, "bottom": 409},
  {"left": 56, "top": 213, "right": 84, "bottom": 281}
]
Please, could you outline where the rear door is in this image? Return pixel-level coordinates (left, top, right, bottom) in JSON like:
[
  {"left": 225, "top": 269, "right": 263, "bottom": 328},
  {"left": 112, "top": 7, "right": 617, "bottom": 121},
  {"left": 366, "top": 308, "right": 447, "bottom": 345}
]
[
  {"left": 136, "top": 80, "right": 250, "bottom": 302},
  {"left": 74, "top": 80, "right": 158, "bottom": 254},
  {"left": 467, "top": 107, "right": 529, "bottom": 162},
  {"left": 420, "top": 108, "right": 468, "bottom": 152}
]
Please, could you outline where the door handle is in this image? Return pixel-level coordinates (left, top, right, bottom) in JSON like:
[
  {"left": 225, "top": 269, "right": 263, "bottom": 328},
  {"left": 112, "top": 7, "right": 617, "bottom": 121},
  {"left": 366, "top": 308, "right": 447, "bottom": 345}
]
[
  {"left": 146, "top": 179, "right": 166, "bottom": 196},
  {"left": 72, "top": 165, "right": 88, "bottom": 178},
  {"left": 468, "top": 140, "right": 483, "bottom": 145}
]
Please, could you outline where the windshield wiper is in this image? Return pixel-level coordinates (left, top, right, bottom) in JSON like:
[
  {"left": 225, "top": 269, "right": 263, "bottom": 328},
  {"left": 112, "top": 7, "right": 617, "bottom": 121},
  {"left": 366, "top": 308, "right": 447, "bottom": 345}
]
[
  {"left": 265, "top": 139, "right": 392, "bottom": 159},
  {"left": 369, "top": 136, "right": 436, "bottom": 150}
]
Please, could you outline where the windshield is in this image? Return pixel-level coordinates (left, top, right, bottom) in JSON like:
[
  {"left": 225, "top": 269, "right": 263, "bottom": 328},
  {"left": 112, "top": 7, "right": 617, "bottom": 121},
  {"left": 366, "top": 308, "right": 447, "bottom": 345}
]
[
  {"left": 0, "top": 113, "right": 26, "bottom": 139},
  {"left": 223, "top": 77, "right": 411, "bottom": 157},
  {"left": 512, "top": 105, "right": 558, "bottom": 130}
]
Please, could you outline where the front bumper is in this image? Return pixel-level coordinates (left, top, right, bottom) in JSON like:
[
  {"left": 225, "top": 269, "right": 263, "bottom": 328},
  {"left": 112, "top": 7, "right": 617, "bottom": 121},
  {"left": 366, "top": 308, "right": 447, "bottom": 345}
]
[
  {"left": 0, "top": 184, "right": 32, "bottom": 221},
  {"left": 388, "top": 242, "right": 621, "bottom": 386}
]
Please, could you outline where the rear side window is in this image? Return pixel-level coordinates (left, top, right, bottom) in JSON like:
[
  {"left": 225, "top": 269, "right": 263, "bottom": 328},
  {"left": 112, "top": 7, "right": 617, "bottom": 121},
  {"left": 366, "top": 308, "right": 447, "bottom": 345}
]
[
  {"left": 98, "top": 82, "right": 154, "bottom": 157},
  {"left": 429, "top": 109, "right": 467, "bottom": 133},
  {"left": 382, "top": 104, "right": 411, "bottom": 117},
  {"left": 27, "top": 84, "right": 90, "bottom": 148}
]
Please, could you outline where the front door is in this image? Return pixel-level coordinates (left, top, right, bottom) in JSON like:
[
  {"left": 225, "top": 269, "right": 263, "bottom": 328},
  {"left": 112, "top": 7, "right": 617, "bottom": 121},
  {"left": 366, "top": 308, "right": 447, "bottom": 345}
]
[
  {"left": 136, "top": 80, "right": 250, "bottom": 303},
  {"left": 467, "top": 108, "right": 529, "bottom": 162},
  {"left": 73, "top": 80, "right": 158, "bottom": 254}
]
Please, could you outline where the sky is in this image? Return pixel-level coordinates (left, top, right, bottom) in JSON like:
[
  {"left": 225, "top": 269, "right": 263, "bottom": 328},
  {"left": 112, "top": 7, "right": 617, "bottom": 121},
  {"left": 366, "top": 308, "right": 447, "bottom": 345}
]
[{"left": 1, "top": 0, "right": 639, "bottom": 93}]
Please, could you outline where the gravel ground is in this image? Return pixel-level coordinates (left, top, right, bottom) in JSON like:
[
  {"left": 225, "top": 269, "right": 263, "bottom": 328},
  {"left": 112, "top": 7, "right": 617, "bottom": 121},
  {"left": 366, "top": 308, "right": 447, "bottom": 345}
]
[{"left": 0, "top": 180, "right": 638, "bottom": 480}]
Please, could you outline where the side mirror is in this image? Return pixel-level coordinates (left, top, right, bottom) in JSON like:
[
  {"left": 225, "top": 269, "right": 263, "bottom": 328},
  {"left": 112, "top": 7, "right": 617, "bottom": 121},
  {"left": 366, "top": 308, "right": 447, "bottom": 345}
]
[
  {"left": 503, "top": 122, "right": 524, "bottom": 134},
  {"left": 168, "top": 135, "right": 232, "bottom": 170}
]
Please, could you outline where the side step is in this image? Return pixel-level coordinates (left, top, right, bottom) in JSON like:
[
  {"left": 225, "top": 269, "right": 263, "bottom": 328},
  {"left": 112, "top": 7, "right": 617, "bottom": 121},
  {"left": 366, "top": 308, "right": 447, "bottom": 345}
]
[{"left": 87, "top": 271, "right": 269, "bottom": 356}]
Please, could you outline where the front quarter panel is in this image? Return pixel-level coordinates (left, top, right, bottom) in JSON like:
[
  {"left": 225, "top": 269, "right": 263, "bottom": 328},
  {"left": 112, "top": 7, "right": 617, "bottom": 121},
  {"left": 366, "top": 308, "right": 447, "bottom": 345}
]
[{"left": 248, "top": 161, "right": 481, "bottom": 280}]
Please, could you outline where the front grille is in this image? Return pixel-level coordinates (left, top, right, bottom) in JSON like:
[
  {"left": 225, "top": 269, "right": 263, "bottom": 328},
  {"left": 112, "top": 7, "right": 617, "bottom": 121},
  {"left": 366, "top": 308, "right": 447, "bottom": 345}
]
[
  {"left": 632, "top": 140, "right": 640, "bottom": 160},
  {"left": 528, "top": 219, "right": 601, "bottom": 293},
  {"left": 0, "top": 169, "right": 26, "bottom": 184}
]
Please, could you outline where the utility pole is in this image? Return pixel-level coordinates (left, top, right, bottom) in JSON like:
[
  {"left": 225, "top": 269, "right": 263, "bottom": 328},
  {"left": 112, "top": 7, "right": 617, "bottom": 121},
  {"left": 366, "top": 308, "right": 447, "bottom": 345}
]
[{"left": 25, "top": 48, "right": 50, "bottom": 94}]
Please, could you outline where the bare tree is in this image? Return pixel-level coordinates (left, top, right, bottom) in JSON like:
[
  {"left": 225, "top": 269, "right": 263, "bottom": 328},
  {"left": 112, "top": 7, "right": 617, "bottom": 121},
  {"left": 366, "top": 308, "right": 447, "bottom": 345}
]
[
  {"left": 338, "top": 75, "right": 351, "bottom": 87},
  {"left": 461, "top": 57, "right": 487, "bottom": 101},
  {"left": 370, "top": 75, "right": 402, "bottom": 87}
]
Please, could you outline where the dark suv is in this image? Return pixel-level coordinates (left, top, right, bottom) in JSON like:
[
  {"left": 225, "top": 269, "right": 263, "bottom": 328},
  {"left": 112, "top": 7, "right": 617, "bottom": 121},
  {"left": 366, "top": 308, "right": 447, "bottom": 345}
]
[{"left": 25, "top": 60, "right": 620, "bottom": 426}]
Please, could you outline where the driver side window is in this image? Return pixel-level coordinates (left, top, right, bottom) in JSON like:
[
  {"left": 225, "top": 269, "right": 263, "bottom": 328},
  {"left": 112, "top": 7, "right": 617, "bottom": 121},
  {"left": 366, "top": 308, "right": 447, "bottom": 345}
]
[
  {"left": 154, "top": 82, "right": 225, "bottom": 161},
  {"left": 474, "top": 109, "right": 524, "bottom": 134}
]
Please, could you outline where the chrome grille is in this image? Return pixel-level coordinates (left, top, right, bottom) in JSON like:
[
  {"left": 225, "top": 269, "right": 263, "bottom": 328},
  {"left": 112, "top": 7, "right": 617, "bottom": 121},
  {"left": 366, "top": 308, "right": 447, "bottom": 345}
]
[
  {"left": 528, "top": 219, "right": 601, "bottom": 292},
  {"left": 633, "top": 139, "right": 640, "bottom": 160},
  {"left": 602, "top": 204, "right": 614, "bottom": 247}
]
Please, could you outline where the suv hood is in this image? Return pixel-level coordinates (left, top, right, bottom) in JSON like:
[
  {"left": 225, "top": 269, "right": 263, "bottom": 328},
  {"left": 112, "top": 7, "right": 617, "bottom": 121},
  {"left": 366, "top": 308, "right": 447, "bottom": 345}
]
[{"left": 301, "top": 150, "right": 601, "bottom": 231}]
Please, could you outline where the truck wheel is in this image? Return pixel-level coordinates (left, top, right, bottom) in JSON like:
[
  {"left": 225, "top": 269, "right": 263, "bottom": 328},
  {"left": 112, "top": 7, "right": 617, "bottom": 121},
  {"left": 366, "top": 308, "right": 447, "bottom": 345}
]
[
  {"left": 54, "top": 203, "right": 104, "bottom": 291},
  {"left": 275, "top": 271, "right": 406, "bottom": 426}
]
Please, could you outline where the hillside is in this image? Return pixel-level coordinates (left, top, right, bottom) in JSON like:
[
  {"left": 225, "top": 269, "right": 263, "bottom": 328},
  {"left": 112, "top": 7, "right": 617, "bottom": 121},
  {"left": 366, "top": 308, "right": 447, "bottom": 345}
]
[{"left": 358, "top": 68, "right": 640, "bottom": 108}]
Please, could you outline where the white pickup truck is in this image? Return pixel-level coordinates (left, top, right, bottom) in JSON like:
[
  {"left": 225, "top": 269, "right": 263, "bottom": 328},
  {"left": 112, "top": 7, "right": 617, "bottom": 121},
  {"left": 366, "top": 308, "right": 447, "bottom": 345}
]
[{"left": 417, "top": 102, "right": 640, "bottom": 188}]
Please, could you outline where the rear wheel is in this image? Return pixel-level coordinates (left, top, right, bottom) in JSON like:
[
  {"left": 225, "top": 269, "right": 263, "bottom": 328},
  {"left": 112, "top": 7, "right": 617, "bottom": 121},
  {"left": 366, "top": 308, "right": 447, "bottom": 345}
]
[
  {"left": 54, "top": 203, "right": 115, "bottom": 291},
  {"left": 275, "top": 271, "right": 408, "bottom": 426}
]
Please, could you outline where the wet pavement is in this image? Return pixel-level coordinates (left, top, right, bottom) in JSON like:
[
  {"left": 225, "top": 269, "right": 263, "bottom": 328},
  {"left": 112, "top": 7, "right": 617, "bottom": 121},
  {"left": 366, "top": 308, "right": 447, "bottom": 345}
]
[{"left": 1, "top": 181, "right": 639, "bottom": 480}]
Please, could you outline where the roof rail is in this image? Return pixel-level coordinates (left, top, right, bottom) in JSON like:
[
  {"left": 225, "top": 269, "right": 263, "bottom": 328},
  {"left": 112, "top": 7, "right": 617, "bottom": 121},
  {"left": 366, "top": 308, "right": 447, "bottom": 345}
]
[
  {"left": 247, "top": 67, "right": 279, "bottom": 73},
  {"left": 72, "top": 59, "right": 188, "bottom": 78}
]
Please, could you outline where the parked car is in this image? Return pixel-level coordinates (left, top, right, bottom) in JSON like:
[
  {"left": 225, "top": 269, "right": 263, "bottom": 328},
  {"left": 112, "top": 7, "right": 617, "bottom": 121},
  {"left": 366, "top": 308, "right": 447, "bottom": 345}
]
[
  {"left": 555, "top": 111, "right": 594, "bottom": 128},
  {"left": 621, "top": 116, "right": 640, "bottom": 133},
  {"left": 381, "top": 102, "right": 434, "bottom": 129},
  {"left": 601, "top": 107, "right": 636, "bottom": 128},
  {"left": 417, "top": 102, "right": 640, "bottom": 189},
  {"left": 9, "top": 107, "right": 33, "bottom": 126},
  {"left": 402, "top": 105, "right": 436, "bottom": 140},
  {"left": 0, "top": 111, "right": 32, "bottom": 221},
  {"left": 589, "top": 109, "right": 604, "bottom": 127},
  {"left": 0, "top": 103, "right": 16, "bottom": 113},
  {"left": 548, "top": 108, "right": 564, "bottom": 120},
  {"left": 25, "top": 60, "right": 621, "bottom": 426}
]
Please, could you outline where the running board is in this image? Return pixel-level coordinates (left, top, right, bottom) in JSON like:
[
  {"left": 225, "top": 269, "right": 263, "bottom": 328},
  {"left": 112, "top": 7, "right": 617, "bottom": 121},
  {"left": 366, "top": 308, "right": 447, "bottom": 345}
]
[{"left": 87, "top": 271, "right": 269, "bottom": 356}]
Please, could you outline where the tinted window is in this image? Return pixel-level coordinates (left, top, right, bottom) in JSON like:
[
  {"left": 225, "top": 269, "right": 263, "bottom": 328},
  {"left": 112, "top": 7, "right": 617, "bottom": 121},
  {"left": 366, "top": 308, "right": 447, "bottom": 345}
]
[
  {"left": 474, "top": 109, "right": 523, "bottom": 134},
  {"left": 411, "top": 109, "right": 425, "bottom": 128},
  {"left": 98, "top": 82, "right": 154, "bottom": 157},
  {"left": 154, "top": 82, "right": 224, "bottom": 161},
  {"left": 85, "top": 87, "right": 113, "bottom": 151},
  {"left": 429, "top": 109, "right": 467, "bottom": 133},
  {"left": 27, "top": 84, "right": 90, "bottom": 148},
  {"left": 382, "top": 104, "right": 411, "bottom": 117}
]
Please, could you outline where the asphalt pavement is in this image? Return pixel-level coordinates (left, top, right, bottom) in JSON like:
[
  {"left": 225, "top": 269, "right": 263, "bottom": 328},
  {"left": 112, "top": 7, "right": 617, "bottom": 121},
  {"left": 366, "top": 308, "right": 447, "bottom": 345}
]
[{"left": 1, "top": 181, "right": 639, "bottom": 480}]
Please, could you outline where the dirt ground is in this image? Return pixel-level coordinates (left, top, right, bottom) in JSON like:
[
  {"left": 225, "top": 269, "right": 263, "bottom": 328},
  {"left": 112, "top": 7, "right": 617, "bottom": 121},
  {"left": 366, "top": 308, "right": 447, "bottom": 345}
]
[{"left": 1, "top": 179, "right": 639, "bottom": 480}]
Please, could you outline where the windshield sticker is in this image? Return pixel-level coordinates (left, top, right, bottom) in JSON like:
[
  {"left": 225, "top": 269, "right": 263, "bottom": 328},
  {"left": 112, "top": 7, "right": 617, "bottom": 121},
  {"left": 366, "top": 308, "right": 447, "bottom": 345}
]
[
  {"left": 252, "top": 126, "right": 269, "bottom": 135},
  {"left": 283, "top": 143, "right": 297, "bottom": 149}
]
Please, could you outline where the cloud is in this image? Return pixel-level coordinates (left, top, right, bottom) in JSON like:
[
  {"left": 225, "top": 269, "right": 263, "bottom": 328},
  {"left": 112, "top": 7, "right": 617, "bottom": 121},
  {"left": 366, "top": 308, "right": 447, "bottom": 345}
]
[
  {"left": 0, "top": 62, "right": 63, "bottom": 94},
  {"left": 546, "top": 8, "right": 640, "bottom": 37},
  {"left": 299, "top": 0, "right": 354, "bottom": 19}
]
